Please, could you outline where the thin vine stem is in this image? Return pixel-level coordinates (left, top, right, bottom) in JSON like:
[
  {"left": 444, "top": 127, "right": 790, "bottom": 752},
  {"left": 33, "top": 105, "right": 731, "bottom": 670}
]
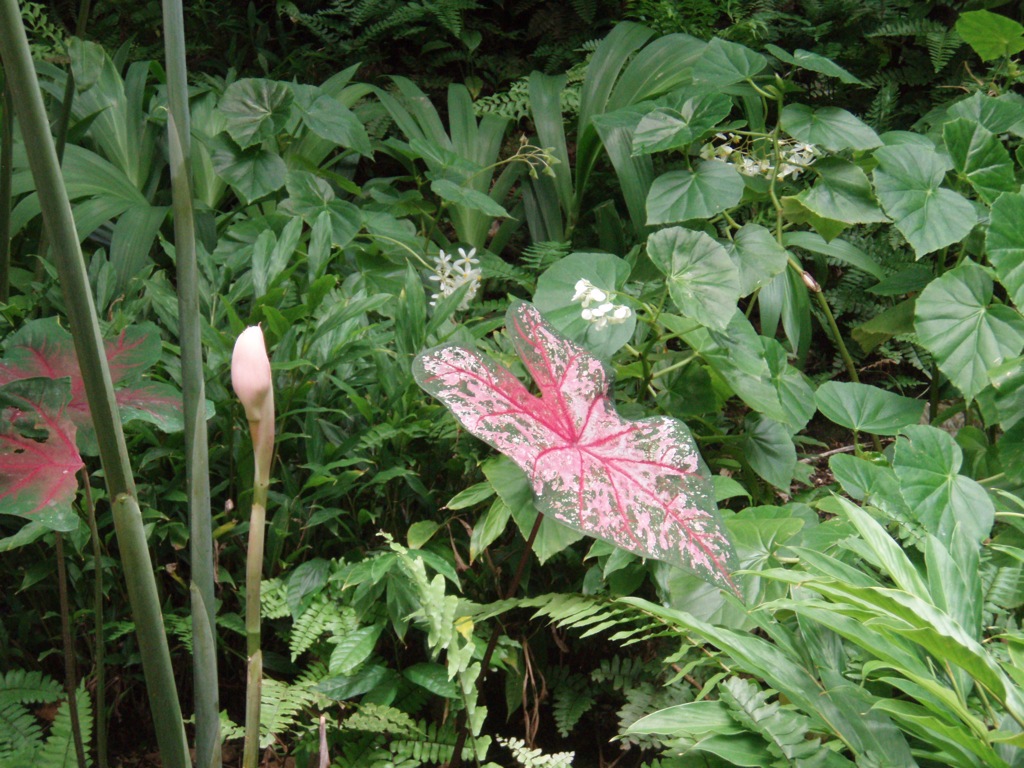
[{"left": 55, "top": 532, "right": 88, "bottom": 768}]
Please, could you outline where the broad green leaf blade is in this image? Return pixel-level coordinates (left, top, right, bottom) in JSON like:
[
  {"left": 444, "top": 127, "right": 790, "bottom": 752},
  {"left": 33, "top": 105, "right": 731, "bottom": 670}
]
[
  {"left": 279, "top": 171, "right": 361, "bottom": 247},
  {"left": 430, "top": 179, "right": 511, "bottom": 218},
  {"left": 648, "top": 227, "right": 740, "bottom": 331},
  {"left": 789, "top": 157, "right": 888, "bottom": 225},
  {"left": 947, "top": 93, "right": 1024, "bottom": 137},
  {"left": 218, "top": 78, "right": 293, "bottom": 148},
  {"left": 647, "top": 160, "right": 744, "bottom": 225},
  {"left": 915, "top": 260, "right": 1024, "bottom": 402},
  {"left": 893, "top": 425, "right": 995, "bottom": 544},
  {"left": 632, "top": 91, "right": 733, "bottom": 155},
  {"left": 532, "top": 252, "right": 636, "bottom": 359},
  {"left": 723, "top": 224, "right": 789, "bottom": 296},
  {"left": 694, "top": 38, "right": 767, "bottom": 86},
  {"left": 210, "top": 139, "right": 287, "bottom": 204},
  {"left": 986, "top": 191, "right": 1024, "bottom": 308},
  {"left": 873, "top": 144, "right": 976, "bottom": 257},
  {"left": 295, "top": 94, "right": 371, "bottom": 157},
  {"left": 781, "top": 104, "right": 881, "bottom": 152},
  {"left": 742, "top": 414, "right": 796, "bottom": 490},
  {"left": 815, "top": 382, "right": 926, "bottom": 436},
  {"left": 955, "top": 10, "right": 1024, "bottom": 61},
  {"left": 782, "top": 231, "right": 884, "bottom": 279},
  {"left": 329, "top": 624, "right": 383, "bottom": 675},
  {"left": 942, "top": 118, "right": 1016, "bottom": 203},
  {"left": 765, "top": 45, "right": 864, "bottom": 84},
  {"left": 415, "top": 302, "right": 736, "bottom": 590},
  {"left": 0, "top": 378, "right": 83, "bottom": 526}
]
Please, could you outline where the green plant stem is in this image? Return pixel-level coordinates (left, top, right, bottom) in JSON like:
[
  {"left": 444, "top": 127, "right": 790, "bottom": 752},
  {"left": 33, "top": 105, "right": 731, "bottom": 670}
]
[
  {"left": 80, "top": 468, "right": 107, "bottom": 768},
  {"left": 160, "top": 0, "right": 220, "bottom": 764},
  {"left": 0, "top": 76, "right": 11, "bottom": 303},
  {"left": 0, "top": 7, "right": 190, "bottom": 767},
  {"left": 448, "top": 512, "right": 544, "bottom": 768},
  {"left": 55, "top": 532, "right": 88, "bottom": 768},
  {"left": 243, "top": 483, "right": 268, "bottom": 768}
]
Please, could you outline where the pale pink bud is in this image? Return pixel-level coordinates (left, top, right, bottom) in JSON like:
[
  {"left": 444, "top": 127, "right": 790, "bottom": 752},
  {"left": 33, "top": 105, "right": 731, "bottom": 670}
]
[{"left": 231, "top": 326, "right": 273, "bottom": 423}]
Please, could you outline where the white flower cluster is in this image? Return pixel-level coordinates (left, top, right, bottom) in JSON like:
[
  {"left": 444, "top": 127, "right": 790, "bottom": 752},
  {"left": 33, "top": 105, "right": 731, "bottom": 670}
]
[
  {"left": 700, "top": 132, "right": 820, "bottom": 181},
  {"left": 571, "top": 279, "right": 632, "bottom": 330},
  {"left": 428, "top": 247, "right": 481, "bottom": 309}
]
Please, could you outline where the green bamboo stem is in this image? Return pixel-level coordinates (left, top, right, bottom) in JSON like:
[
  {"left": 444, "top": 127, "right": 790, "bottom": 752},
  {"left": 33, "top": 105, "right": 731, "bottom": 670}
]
[
  {"left": 160, "top": 0, "right": 220, "bottom": 764},
  {"left": 0, "top": 7, "right": 190, "bottom": 768},
  {"left": 55, "top": 532, "right": 88, "bottom": 768},
  {"left": 0, "top": 76, "right": 12, "bottom": 303}
]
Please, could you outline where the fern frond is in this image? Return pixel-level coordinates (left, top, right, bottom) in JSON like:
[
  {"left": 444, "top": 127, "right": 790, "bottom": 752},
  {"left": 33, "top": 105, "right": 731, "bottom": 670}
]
[
  {"left": 520, "top": 241, "right": 571, "bottom": 273},
  {"left": 720, "top": 677, "right": 830, "bottom": 767},
  {"left": 36, "top": 684, "right": 94, "bottom": 768},
  {"left": 262, "top": 577, "right": 290, "bottom": 619},
  {"left": 259, "top": 677, "right": 318, "bottom": 748},
  {"left": 497, "top": 735, "right": 574, "bottom": 767},
  {"left": 867, "top": 18, "right": 946, "bottom": 38},
  {"left": 551, "top": 673, "right": 595, "bottom": 737},
  {"left": 290, "top": 598, "right": 354, "bottom": 661},
  {"left": 391, "top": 719, "right": 458, "bottom": 764},
  {"left": 0, "top": 670, "right": 63, "bottom": 708},
  {"left": 342, "top": 702, "right": 420, "bottom": 736}
]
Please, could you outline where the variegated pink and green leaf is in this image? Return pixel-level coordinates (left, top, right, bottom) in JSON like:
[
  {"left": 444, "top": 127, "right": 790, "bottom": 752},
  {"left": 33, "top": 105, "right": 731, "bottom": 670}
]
[
  {"left": 0, "top": 319, "right": 186, "bottom": 453},
  {"left": 0, "top": 377, "right": 84, "bottom": 529},
  {"left": 413, "top": 301, "right": 737, "bottom": 592}
]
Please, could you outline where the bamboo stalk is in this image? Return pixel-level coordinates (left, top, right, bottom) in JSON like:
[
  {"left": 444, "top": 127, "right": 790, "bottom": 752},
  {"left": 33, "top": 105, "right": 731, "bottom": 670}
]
[{"left": 0, "top": 6, "right": 190, "bottom": 767}]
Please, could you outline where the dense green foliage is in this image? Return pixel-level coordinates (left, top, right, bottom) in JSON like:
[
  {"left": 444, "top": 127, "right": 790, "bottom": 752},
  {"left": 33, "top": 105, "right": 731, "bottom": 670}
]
[{"left": 3, "top": 1, "right": 1024, "bottom": 766}]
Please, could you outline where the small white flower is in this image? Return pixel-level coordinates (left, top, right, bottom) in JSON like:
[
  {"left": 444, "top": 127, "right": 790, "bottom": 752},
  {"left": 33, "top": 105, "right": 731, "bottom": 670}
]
[
  {"left": 427, "top": 247, "right": 482, "bottom": 310},
  {"left": 572, "top": 278, "right": 592, "bottom": 303}
]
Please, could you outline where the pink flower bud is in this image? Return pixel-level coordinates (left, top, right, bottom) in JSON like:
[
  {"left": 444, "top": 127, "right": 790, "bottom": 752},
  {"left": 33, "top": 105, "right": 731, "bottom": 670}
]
[{"left": 231, "top": 326, "right": 273, "bottom": 423}]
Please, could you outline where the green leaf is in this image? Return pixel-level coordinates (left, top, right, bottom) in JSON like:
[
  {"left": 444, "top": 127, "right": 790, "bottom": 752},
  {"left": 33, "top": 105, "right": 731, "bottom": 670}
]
[
  {"left": 915, "top": 260, "right": 1024, "bottom": 402},
  {"left": 986, "top": 191, "right": 1024, "bottom": 309},
  {"left": 765, "top": 45, "right": 864, "bottom": 84},
  {"left": 893, "top": 425, "right": 995, "bottom": 544},
  {"left": 873, "top": 144, "right": 976, "bottom": 257},
  {"left": 647, "top": 160, "right": 744, "bottom": 224},
  {"left": 788, "top": 157, "right": 888, "bottom": 225},
  {"left": 695, "top": 38, "right": 767, "bottom": 85},
  {"left": 533, "top": 252, "right": 636, "bottom": 359},
  {"left": 816, "top": 382, "right": 926, "bottom": 436},
  {"left": 942, "top": 119, "right": 1016, "bottom": 203},
  {"left": 280, "top": 171, "right": 361, "bottom": 247},
  {"left": 210, "top": 140, "right": 287, "bottom": 204},
  {"left": 722, "top": 224, "right": 789, "bottom": 296},
  {"left": 947, "top": 93, "right": 1024, "bottom": 137},
  {"left": 742, "top": 414, "right": 796, "bottom": 490},
  {"left": 648, "top": 227, "right": 740, "bottom": 331},
  {"left": 781, "top": 104, "right": 881, "bottom": 152},
  {"left": 763, "top": 338, "right": 816, "bottom": 431},
  {"left": 469, "top": 498, "right": 511, "bottom": 563},
  {"left": 955, "top": 10, "right": 1024, "bottom": 61},
  {"left": 218, "top": 78, "right": 293, "bottom": 148},
  {"left": 430, "top": 179, "right": 511, "bottom": 219},
  {"left": 330, "top": 624, "right": 384, "bottom": 675},
  {"left": 632, "top": 91, "right": 733, "bottom": 155},
  {"left": 403, "top": 662, "right": 459, "bottom": 699},
  {"left": 295, "top": 94, "right": 372, "bottom": 156},
  {"left": 852, "top": 298, "right": 917, "bottom": 352},
  {"left": 782, "top": 231, "right": 884, "bottom": 280}
]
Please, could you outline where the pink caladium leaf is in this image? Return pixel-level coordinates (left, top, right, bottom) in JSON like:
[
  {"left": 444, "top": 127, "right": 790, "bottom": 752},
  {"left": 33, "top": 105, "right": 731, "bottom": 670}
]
[
  {"left": 0, "top": 319, "right": 185, "bottom": 453},
  {"left": 0, "top": 377, "right": 84, "bottom": 528},
  {"left": 413, "top": 301, "right": 737, "bottom": 592}
]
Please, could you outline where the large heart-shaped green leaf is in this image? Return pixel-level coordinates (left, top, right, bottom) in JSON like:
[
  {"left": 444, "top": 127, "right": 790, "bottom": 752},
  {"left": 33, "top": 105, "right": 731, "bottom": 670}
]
[
  {"left": 947, "top": 93, "right": 1024, "bottom": 137},
  {"left": 915, "top": 260, "right": 1024, "bottom": 402},
  {"left": 765, "top": 45, "right": 864, "bottom": 84},
  {"left": 955, "top": 10, "right": 1024, "bottom": 61},
  {"left": 873, "top": 144, "right": 975, "bottom": 258},
  {"left": 893, "top": 425, "right": 994, "bottom": 544},
  {"left": 632, "top": 91, "right": 733, "bottom": 155},
  {"left": 219, "top": 79, "right": 293, "bottom": 149},
  {"left": 648, "top": 227, "right": 740, "bottom": 330},
  {"left": 942, "top": 118, "right": 1016, "bottom": 204},
  {"left": 986, "top": 191, "right": 1024, "bottom": 308},
  {"left": 694, "top": 38, "right": 766, "bottom": 85},
  {"left": 647, "top": 161, "right": 744, "bottom": 225},
  {"left": 788, "top": 158, "right": 888, "bottom": 225},
  {"left": 722, "top": 224, "right": 789, "bottom": 296},
  {"left": 279, "top": 171, "right": 361, "bottom": 247},
  {"left": 781, "top": 104, "right": 881, "bottom": 152},
  {"left": 211, "top": 139, "right": 287, "bottom": 204},
  {"left": 742, "top": 414, "right": 796, "bottom": 490},
  {"left": 816, "top": 382, "right": 925, "bottom": 436}
]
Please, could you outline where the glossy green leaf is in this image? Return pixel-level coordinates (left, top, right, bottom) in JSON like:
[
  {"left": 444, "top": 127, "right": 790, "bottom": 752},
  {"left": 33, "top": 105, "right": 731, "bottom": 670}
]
[
  {"left": 852, "top": 299, "right": 917, "bottom": 353},
  {"left": 893, "top": 425, "right": 995, "bottom": 544},
  {"left": 533, "top": 252, "right": 635, "bottom": 359},
  {"left": 294, "top": 93, "right": 371, "bottom": 157},
  {"left": 942, "top": 118, "right": 1016, "bottom": 203},
  {"left": 915, "top": 260, "right": 1024, "bottom": 402},
  {"left": 648, "top": 226, "right": 740, "bottom": 331},
  {"left": 210, "top": 140, "right": 287, "bottom": 204},
  {"left": 816, "top": 382, "right": 925, "bottom": 436},
  {"left": 743, "top": 414, "right": 796, "bottom": 490},
  {"left": 763, "top": 339, "right": 815, "bottom": 431},
  {"left": 647, "top": 160, "right": 744, "bottom": 224},
  {"left": 632, "top": 91, "right": 733, "bottom": 155},
  {"left": 873, "top": 144, "right": 976, "bottom": 257},
  {"left": 782, "top": 231, "right": 884, "bottom": 279},
  {"left": 722, "top": 223, "right": 789, "bottom": 296},
  {"left": 956, "top": 10, "right": 1024, "bottom": 61},
  {"left": 694, "top": 38, "right": 767, "bottom": 85},
  {"left": 329, "top": 625, "right": 384, "bottom": 675},
  {"left": 781, "top": 104, "right": 881, "bottom": 152},
  {"left": 430, "top": 179, "right": 511, "bottom": 218},
  {"left": 789, "top": 157, "right": 888, "bottom": 225},
  {"left": 218, "top": 78, "right": 293, "bottom": 148},
  {"left": 280, "top": 171, "right": 361, "bottom": 247},
  {"left": 765, "top": 45, "right": 864, "bottom": 84},
  {"left": 947, "top": 93, "right": 1024, "bottom": 137},
  {"left": 469, "top": 498, "right": 511, "bottom": 563},
  {"left": 986, "top": 191, "right": 1024, "bottom": 309},
  {"left": 829, "top": 454, "right": 915, "bottom": 529}
]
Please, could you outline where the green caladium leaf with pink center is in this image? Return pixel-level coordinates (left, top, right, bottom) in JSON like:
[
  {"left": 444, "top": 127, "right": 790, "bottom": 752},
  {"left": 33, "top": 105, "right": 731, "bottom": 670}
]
[
  {"left": 413, "top": 301, "right": 737, "bottom": 592},
  {"left": 0, "top": 318, "right": 187, "bottom": 454},
  {"left": 0, "top": 377, "right": 84, "bottom": 530}
]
